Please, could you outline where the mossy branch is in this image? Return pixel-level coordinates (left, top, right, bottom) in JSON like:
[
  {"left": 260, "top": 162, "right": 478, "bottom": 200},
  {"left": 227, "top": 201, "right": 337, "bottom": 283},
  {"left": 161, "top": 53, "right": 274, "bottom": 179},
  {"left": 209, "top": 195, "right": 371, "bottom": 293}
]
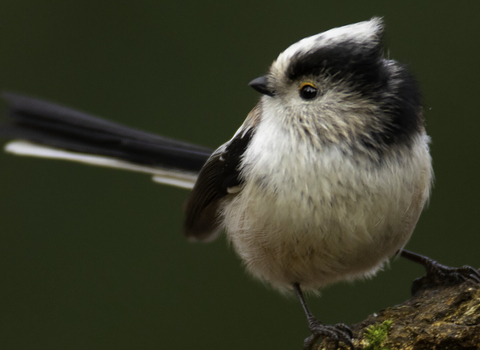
[
  {"left": 340, "top": 280, "right": 480, "bottom": 350},
  {"left": 312, "top": 278, "right": 480, "bottom": 349}
]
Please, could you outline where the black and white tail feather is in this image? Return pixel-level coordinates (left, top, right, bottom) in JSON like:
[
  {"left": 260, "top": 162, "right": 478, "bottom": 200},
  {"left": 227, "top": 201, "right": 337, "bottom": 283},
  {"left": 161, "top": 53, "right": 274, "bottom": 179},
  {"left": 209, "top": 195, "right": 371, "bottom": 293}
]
[{"left": 0, "top": 92, "right": 213, "bottom": 189}]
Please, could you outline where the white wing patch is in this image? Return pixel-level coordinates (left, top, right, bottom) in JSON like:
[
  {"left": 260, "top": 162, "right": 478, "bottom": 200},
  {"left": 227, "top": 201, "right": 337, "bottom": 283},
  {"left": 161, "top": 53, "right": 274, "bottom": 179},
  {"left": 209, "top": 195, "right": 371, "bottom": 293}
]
[{"left": 5, "top": 140, "right": 197, "bottom": 189}]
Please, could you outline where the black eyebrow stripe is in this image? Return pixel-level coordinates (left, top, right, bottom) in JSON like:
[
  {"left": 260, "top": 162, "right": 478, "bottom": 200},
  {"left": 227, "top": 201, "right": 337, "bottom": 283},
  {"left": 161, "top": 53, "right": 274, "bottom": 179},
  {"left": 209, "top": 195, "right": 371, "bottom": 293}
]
[{"left": 286, "top": 40, "right": 384, "bottom": 86}]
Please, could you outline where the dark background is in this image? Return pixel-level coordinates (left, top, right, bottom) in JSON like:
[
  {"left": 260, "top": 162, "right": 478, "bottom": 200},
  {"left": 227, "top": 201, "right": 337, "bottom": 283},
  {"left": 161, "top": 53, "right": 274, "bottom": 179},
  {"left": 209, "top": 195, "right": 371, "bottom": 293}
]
[{"left": 1, "top": 2, "right": 479, "bottom": 349}]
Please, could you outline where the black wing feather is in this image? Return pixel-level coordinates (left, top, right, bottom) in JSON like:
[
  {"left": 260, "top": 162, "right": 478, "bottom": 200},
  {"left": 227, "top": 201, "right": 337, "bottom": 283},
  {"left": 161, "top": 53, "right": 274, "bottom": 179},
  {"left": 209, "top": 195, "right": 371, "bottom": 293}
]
[{"left": 184, "top": 128, "right": 255, "bottom": 241}]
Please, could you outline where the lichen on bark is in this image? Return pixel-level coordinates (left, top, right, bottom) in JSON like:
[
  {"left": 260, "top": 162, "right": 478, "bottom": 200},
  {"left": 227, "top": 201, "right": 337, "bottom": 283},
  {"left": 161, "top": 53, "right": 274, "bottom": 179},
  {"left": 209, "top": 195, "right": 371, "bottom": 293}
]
[{"left": 348, "top": 280, "right": 480, "bottom": 349}]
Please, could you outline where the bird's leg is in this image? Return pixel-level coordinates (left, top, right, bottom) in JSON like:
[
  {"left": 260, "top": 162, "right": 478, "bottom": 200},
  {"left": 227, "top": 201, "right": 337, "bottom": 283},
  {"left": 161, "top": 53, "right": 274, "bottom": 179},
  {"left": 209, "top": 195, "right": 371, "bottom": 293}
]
[
  {"left": 293, "top": 283, "right": 353, "bottom": 350},
  {"left": 400, "top": 249, "right": 480, "bottom": 295}
]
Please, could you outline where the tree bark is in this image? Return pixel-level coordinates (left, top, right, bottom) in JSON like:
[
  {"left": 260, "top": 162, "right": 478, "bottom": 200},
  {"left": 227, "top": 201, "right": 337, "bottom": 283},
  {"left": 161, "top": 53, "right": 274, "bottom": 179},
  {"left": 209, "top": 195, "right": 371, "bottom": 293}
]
[{"left": 345, "top": 279, "right": 480, "bottom": 349}]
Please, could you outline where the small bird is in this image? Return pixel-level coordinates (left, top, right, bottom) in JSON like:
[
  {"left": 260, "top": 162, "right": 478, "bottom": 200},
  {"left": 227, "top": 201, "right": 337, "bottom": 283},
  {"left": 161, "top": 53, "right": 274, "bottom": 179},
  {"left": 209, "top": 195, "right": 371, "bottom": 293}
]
[{"left": 1, "top": 18, "right": 479, "bottom": 350}]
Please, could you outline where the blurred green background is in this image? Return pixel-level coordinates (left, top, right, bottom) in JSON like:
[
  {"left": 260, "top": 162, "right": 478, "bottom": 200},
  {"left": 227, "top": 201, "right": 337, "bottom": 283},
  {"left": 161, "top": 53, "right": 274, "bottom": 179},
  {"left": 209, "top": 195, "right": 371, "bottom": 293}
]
[{"left": 1, "top": 1, "right": 479, "bottom": 349}]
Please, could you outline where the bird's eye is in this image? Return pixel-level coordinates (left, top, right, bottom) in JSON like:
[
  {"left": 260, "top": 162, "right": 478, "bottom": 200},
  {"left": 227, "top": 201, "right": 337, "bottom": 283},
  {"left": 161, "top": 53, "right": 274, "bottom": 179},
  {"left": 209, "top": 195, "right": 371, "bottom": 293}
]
[{"left": 299, "top": 82, "right": 318, "bottom": 100}]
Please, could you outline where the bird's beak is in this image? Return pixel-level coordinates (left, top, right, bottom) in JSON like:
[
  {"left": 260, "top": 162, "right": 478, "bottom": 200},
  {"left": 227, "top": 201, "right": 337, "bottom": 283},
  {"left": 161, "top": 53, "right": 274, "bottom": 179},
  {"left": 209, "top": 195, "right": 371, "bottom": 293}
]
[{"left": 248, "top": 76, "right": 275, "bottom": 97}]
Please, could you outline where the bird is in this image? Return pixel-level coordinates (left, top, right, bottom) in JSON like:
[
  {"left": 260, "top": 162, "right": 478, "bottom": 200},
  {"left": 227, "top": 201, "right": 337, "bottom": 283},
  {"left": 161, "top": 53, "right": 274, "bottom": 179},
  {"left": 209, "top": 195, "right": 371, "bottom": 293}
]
[{"left": 1, "top": 18, "right": 479, "bottom": 349}]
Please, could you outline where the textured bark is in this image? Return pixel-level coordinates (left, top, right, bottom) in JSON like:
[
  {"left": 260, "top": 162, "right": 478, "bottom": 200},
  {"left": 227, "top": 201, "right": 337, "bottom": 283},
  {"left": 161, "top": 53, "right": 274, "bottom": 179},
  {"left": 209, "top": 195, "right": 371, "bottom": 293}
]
[{"left": 345, "top": 280, "right": 480, "bottom": 350}]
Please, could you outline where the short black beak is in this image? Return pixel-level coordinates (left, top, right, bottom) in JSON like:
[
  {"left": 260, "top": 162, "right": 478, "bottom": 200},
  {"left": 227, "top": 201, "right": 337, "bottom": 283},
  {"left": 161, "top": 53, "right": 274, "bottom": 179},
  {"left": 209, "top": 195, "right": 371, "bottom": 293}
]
[{"left": 248, "top": 76, "right": 275, "bottom": 97}]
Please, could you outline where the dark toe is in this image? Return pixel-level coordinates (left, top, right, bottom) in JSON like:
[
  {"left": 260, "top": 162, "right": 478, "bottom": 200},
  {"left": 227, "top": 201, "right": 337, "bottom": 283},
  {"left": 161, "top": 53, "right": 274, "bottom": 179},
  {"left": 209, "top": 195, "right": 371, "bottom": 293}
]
[
  {"left": 459, "top": 265, "right": 480, "bottom": 282},
  {"left": 411, "top": 264, "right": 480, "bottom": 295},
  {"left": 304, "top": 321, "right": 353, "bottom": 350},
  {"left": 334, "top": 323, "right": 353, "bottom": 338}
]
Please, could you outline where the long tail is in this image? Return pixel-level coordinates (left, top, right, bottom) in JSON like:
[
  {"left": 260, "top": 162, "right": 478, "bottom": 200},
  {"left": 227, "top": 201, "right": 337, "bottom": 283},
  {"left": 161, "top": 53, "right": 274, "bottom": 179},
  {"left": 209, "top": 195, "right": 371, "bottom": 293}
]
[{"left": 0, "top": 92, "right": 213, "bottom": 189}]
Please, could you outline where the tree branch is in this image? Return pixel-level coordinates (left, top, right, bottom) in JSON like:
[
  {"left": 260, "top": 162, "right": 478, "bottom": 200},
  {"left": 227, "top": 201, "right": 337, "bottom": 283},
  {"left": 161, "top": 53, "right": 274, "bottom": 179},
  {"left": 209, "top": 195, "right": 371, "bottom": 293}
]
[{"left": 347, "top": 278, "right": 480, "bottom": 349}]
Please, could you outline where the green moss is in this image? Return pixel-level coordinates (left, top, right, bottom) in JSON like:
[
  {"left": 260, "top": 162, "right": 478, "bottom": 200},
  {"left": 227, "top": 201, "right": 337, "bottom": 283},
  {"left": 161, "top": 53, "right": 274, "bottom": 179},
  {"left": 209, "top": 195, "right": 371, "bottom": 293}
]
[{"left": 363, "top": 320, "right": 393, "bottom": 350}]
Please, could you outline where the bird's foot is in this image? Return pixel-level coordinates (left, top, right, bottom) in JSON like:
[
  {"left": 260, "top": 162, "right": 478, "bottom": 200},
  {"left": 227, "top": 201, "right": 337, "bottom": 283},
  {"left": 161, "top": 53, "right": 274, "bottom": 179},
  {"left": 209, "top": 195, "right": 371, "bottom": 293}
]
[
  {"left": 411, "top": 260, "right": 480, "bottom": 295},
  {"left": 303, "top": 316, "right": 353, "bottom": 350}
]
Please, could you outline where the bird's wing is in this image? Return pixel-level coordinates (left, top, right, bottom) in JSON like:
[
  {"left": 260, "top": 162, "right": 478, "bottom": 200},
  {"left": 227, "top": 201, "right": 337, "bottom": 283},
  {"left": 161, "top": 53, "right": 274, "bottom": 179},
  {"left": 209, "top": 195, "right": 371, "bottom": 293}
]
[{"left": 183, "top": 103, "right": 261, "bottom": 241}]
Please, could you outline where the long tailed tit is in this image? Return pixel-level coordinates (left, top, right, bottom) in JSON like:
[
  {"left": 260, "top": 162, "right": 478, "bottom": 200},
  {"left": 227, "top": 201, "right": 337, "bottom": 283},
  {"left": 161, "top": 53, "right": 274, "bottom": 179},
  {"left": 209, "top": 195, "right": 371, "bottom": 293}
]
[{"left": 1, "top": 18, "right": 479, "bottom": 349}]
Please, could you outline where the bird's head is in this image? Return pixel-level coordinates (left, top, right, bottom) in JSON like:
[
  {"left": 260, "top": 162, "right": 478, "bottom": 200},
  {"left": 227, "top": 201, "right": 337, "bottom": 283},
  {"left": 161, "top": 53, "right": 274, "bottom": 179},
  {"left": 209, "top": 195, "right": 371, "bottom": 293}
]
[{"left": 249, "top": 18, "right": 423, "bottom": 149}]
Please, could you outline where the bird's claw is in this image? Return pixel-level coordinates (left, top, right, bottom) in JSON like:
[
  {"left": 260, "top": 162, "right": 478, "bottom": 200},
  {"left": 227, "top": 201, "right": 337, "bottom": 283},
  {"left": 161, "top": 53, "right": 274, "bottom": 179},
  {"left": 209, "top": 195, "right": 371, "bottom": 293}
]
[
  {"left": 411, "top": 261, "right": 480, "bottom": 295},
  {"left": 303, "top": 317, "right": 353, "bottom": 350}
]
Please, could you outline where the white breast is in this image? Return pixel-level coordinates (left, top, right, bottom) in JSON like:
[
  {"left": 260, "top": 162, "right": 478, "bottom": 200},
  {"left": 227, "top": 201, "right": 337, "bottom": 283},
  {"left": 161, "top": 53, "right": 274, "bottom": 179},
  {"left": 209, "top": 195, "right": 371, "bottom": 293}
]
[{"left": 221, "top": 112, "right": 432, "bottom": 293}]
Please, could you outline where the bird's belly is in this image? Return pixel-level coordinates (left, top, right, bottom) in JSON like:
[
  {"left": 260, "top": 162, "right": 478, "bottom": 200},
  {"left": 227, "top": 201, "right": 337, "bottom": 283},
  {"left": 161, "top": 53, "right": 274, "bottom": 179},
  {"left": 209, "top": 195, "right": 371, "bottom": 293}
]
[
  {"left": 223, "top": 191, "right": 413, "bottom": 292},
  {"left": 221, "top": 141, "right": 431, "bottom": 292}
]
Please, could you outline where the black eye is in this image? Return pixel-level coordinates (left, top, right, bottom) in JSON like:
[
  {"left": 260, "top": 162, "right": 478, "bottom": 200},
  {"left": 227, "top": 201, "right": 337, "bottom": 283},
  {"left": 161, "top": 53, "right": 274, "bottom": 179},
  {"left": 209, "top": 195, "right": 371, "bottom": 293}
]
[{"left": 299, "top": 83, "right": 318, "bottom": 100}]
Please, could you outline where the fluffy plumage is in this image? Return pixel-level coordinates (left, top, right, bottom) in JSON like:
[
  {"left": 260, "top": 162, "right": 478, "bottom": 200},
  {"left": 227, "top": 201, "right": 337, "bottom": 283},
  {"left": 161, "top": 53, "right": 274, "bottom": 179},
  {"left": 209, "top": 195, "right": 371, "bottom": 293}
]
[{"left": 185, "top": 18, "right": 432, "bottom": 292}]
